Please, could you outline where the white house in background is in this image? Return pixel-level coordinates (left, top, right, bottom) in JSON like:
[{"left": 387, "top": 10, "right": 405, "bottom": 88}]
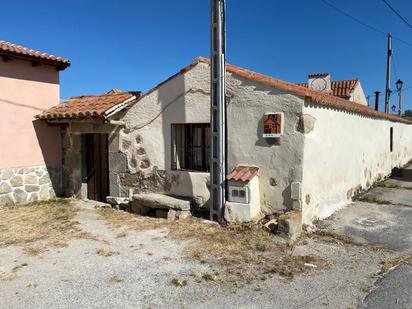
[{"left": 297, "top": 73, "right": 368, "bottom": 106}]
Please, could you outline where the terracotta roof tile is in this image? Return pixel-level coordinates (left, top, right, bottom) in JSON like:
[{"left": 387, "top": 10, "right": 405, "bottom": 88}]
[
  {"left": 296, "top": 79, "right": 358, "bottom": 99},
  {"left": 227, "top": 165, "right": 259, "bottom": 182},
  {"left": 36, "top": 91, "right": 140, "bottom": 120},
  {"left": 191, "top": 57, "right": 411, "bottom": 125},
  {"left": 0, "top": 40, "right": 70, "bottom": 69}
]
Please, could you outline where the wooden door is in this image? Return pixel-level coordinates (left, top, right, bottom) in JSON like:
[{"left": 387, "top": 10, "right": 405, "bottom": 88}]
[{"left": 86, "top": 134, "right": 109, "bottom": 202}]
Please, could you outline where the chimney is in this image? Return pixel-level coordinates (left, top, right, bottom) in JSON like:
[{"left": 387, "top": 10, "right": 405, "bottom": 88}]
[
  {"left": 308, "top": 73, "right": 331, "bottom": 93},
  {"left": 374, "top": 91, "right": 380, "bottom": 111}
]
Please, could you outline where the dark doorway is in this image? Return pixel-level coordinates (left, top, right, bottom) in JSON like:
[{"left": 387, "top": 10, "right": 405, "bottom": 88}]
[{"left": 86, "top": 134, "right": 109, "bottom": 202}]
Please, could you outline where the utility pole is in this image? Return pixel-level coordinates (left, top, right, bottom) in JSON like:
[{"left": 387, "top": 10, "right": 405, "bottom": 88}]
[
  {"left": 374, "top": 91, "right": 381, "bottom": 111},
  {"left": 384, "top": 33, "right": 392, "bottom": 113},
  {"left": 210, "top": 0, "right": 227, "bottom": 222}
]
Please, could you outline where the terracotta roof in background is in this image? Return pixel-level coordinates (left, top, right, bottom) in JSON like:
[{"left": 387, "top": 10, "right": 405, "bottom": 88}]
[
  {"left": 227, "top": 165, "right": 260, "bottom": 182},
  {"left": 0, "top": 40, "right": 70, "bottom": 69},
  {"left": 36, "top": 91, "right": 141, "bottom": 120},
  {"left": 191, "top": 57, "right": 411, "bottom": 125},
  {"left": 296, "top": 80, "right": 358, "bottom": 99}
]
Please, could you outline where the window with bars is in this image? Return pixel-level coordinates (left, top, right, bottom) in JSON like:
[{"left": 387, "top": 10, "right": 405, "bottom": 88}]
[{"left": 171, "top": 123, "right": 210, "bottom": 172}]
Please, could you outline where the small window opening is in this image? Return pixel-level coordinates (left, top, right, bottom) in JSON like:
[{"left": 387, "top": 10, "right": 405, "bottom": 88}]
[
  {"left": 390, "top": 127, "right": 393, "bottom": 152},
  {"left": 239, "top": 190, "right": 246, "bottom": 198},
  {"left": 171, "top": 123, "right": 210, "bottom": 172},
  {"left": 232, "top": 189, "right": 239, "bottom": 197}
]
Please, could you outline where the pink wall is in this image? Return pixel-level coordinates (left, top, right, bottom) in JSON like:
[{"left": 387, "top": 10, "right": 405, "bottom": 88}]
[{"left": 0, "top": 59, "right": 61, "bottom": 168}]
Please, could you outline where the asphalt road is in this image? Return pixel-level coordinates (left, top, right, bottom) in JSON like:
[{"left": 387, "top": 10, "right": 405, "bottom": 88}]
[{"left": 324, "top": 164, "right": 412, "bottom": 309}]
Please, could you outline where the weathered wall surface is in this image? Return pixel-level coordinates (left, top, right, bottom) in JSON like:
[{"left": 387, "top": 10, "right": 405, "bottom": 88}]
[
  {"left": 118, "top": 63, "right": 211, "bottom": 204},
  {"left": 0, "top": 59, "right": 61, "bottom": 168},
  {"left": 119, "top": 62, "right": 305, "bottom": 213},
  {"left": 61, "top": 122, "right": 118, "bottom": 199},
  {"left": 0, "top": 165, "right": 61, "bottom": 206},
  {"left": 226, "top": 74, "right": 305, "bottom": 213},
  {"left": 301, "top": 103, "right": 412, "bottom": 224}
]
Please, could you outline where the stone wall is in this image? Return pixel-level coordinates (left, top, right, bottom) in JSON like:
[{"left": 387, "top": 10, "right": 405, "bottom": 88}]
[{"left": 0, "top": 165, "right": 62, "bottom": 206}]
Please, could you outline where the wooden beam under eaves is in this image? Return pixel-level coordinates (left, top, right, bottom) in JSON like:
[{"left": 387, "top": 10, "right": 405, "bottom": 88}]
[{"left": 2, "top": 55, "right": 12, "bottom": 62}]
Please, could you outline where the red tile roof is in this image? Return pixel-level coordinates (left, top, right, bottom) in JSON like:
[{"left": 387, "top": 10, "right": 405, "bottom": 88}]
[
  {"left": 36, "top": 91, "right": 140, "bottom": 120},
  {"left": 227, "top": 165, "right": 259, "bottom": 182},
  {"left": 0, "top": 40, "right": 70, "bottom": 69},
  {"left": 189, "top": 57, "right": 410, "bottom": 125},
  {"left": 296, "top": 79, "right": 359, "bottom": 99}
]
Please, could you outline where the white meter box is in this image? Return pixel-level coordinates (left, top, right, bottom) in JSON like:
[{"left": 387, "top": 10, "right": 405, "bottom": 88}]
[{"left": 263, "top": 112, "right": 284, "bottom": 138}]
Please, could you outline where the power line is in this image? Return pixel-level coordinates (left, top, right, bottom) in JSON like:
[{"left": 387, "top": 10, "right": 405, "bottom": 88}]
[
  {"left": 382, "top": 0, "right": 412, "bottom": 30},
  {"left": 321, "top": 0, "right": 412, "bottom": 47}
]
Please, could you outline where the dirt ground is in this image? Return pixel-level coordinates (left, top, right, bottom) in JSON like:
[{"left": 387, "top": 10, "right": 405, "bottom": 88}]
[{"left": 2, "top": 162, "right": 412, "bottom": 309}]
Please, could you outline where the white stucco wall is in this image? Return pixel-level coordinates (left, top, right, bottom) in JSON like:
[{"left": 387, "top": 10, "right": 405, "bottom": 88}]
[
  {"left": 301, "top": 103, "right": 412, "bottom": 224},
  {"left": 226, "top": 74, "right": 305, "bottom": 213},
  {"left": 349, "top": 82, "right": 368, "bottom": 106},
  {"left": 121, "top": 63, "right": 211, "bottom": 203},
  {"left": 121, "top": 62, "right": 305, "bottom": 212}
]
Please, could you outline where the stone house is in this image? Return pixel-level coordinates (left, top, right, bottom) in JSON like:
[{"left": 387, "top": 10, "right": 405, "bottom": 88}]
[
  {"left": 0, "top": 40, "right": 70, "bottom": 206},
  {"left": 37, "top": 57, "right": 412, "bottom": 229}
]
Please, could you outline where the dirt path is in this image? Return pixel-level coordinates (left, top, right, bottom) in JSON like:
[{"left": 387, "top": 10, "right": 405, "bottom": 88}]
[{"left": 0, "top": 199, "right": 399, "bottom": 308}]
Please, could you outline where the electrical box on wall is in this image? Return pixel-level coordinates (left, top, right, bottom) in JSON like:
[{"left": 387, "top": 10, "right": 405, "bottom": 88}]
[
  {"left": 263, "top": 112, "right": 284, "bottom": 138},
  {"left": 228, "top": 185, "right": 249, "bottom": 204},
  {"left": 224, "top": 165, "right": 261, "bottom": 222}
]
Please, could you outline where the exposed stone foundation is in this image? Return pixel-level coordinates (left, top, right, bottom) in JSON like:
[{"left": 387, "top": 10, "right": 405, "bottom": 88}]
[{"left": 0, "top": 165, "right": 62, "bottom": 206}]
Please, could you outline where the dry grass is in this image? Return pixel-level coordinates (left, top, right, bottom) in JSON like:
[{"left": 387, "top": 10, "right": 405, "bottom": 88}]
[
  {"left": 22, "top": 246, "right": 44, "bottom": 256},
  {"left": 304, "top": 230, "right": 389, "bottom": 251},
  {"left": 116, "top": 231, "right": 128, "bottom": 238},
  {"left": 96, "top": 248, "right": 120, "bottom": 257},
  {"left": 110, "top": 276, "right": 123, "bottom": 283},
  {"left": 0, "top": 199, "right": 79, "bottom": 247},
  {"left": 374, "top": 254, "right": 412, "bottom": 277},
  {"left": 97, "top": 208, "right": 328, "bottom": 285},
  {"left": 47, "top": 240, "right": 69, "bottom": 249}
]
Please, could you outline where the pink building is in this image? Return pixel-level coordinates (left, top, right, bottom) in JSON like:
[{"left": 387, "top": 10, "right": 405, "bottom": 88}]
[{"left": 0, "top": 40, "right": 70, "bottom": 206}]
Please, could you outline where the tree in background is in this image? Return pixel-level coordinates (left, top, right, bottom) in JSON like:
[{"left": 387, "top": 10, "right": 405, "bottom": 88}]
[{"left": 404, "top": 109, "right": 412, "bottom": 117}]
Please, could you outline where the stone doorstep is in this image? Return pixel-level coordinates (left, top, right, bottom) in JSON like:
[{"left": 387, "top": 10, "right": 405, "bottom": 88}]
[{"left": 132, "top": 193, "right": 191, "bottom": 211}]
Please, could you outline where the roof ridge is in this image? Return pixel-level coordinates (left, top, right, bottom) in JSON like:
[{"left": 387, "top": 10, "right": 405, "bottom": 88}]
[
  {"left": 0, "top": 39, "right": 70, "bottom": 68},
  {"left": 69, "top": 92, "right": 137, "bottom": 99},
  {"left": 178, "top": 57, "right": 412, "bottom": 125}
]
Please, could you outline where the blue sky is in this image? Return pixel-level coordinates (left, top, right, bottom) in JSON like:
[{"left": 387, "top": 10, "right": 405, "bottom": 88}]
[{"left": 1, "top": 0, "right": 412, "bottom": 112}]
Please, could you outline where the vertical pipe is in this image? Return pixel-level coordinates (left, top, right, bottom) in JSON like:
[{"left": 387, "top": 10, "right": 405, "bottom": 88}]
[
  {"left": 375, "top": 91, "right": 380, "bottom": 111},
  {"left": 210, "top": 0, "right": 226, "bottom": 222},
  {"left": 384, "top": 33, "right": 392, "bottom": 113},
  {"left": 398, "top": 89, "right": 403, "bottom": 116}
]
